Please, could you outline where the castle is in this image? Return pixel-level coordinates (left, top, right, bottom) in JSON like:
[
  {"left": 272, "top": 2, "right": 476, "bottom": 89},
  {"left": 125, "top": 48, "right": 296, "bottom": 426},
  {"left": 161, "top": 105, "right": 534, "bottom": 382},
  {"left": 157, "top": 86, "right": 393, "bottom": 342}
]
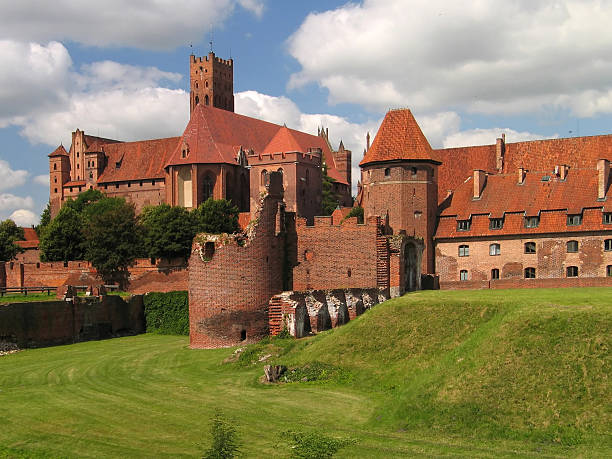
[
  {"left": 15, "top": 50, "right": 612, "bottom": 348},
  {"left": 48, "top": 52, "right": 352, "bottom": 221}
]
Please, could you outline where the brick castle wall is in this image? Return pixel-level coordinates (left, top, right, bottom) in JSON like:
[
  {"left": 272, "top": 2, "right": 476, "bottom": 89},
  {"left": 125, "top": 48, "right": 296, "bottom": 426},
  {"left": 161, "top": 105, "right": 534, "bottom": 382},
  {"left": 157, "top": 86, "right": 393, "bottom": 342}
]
[
  {"left": 0, "top": 295, "right": 144, "bottom": 348},
  {"left": 292, "top": 215, "right": 384, "bottom": 291},
  {"left": 441, "top": 277, "right": 612, "bottom": 290}
]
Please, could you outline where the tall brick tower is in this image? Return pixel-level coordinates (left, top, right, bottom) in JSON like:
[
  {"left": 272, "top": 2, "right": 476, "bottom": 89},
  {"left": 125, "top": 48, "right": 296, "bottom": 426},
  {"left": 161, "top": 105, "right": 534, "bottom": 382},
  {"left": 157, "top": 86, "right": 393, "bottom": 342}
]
[
  {"left": 359, "top": 109, "right": 441, "bottom": 274},
  {"left": 48, "top": 145, "right": 71, "bottom": 217},
  {"left": 190, "top": 52, "right": 234, "bottom": 114}
]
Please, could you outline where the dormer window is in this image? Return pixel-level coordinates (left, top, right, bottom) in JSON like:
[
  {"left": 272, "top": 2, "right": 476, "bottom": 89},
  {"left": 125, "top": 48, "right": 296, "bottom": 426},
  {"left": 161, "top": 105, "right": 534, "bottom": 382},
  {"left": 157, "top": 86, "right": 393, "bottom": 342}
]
[
  {"left": 457, "top": 220, "right": 471, "bottom": 231},
  {"left": 524, "top": 216, "right": 539, "bottom": 228},
  {"left": 567, "top": 214, "right": 582, "bottom": 226},
  {"left": 489, "top": 218, "right": 503, "bottom": 230}
]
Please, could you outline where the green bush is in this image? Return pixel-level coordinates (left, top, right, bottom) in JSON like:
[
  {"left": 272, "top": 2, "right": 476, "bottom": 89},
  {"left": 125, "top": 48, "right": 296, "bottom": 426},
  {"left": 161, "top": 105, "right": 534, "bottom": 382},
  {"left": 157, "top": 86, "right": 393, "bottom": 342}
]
[
  {"left": 280, "top": 430, "right": 355, "bottom": 458},
  {"left": 203, "top": 410, "right": 240, "bottom": 458},
  {"left": 143, "top": 291, "right": 189, "bottom": 335}
]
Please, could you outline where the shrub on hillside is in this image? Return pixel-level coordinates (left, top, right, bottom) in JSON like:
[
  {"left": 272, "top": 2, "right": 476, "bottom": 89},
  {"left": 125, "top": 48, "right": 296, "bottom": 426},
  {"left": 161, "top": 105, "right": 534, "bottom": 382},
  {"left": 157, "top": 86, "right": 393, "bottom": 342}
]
[{"left": 144, "top": 291, "right": 189, "bottom": 335}]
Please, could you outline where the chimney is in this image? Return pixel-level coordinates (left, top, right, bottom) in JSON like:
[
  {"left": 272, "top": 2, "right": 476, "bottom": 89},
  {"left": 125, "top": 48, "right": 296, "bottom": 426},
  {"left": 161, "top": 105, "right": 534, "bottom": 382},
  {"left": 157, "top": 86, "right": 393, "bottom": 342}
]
[
  {"left": 496, "top": 133, "right": 505, "bottom": 172},
  {"left": 473, "top": 170, "right": 486, "bottom": 199},
  {"left": 597, "top": 159, "right": 610, "bottom": 200},
  {"left": 555, "top": 164, "right": 569, "bottom": 180},
  {"left": 518, "top": 167, "right": 526, "bottom": 184}
]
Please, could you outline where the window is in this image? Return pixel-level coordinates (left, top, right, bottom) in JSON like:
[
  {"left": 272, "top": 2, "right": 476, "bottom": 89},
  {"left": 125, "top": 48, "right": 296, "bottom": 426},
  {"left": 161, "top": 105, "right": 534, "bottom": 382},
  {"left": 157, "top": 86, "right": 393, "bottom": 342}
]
[
  {"left": 605, "top": 239, "right": 612, "bottom": 251},
  {"left": 384, "top": 167, "right": 390, "bottom": 177},
  {"left": 202, "top": 175, "right": 214, "bottom": 201},
  {"left": 524, "top": 267, "right": 536, "bottom": 279},
  {"left": 566, "top": 266, "right": 578, "bottom": 277},
  {"left": 152, "top": 180, "right": 155, "bottom": 186},
  {"left": 54, "top": 177, "right": 57, "bottom": 183},
  {"left": 54, "top": 188, "right": 57, "bottom": 193},
  {"left": 458, "top": 245, "right": 469, "bottom": 257},
  {"left": 524, "top": 216, "right": 539, "bottom": 228},
  {"left": 566, "top": 240, "right": 578, "bottom": 253},
  {"left": 260, "top": 169, "right": 268, "bottom": 186},
  {"left": 460, "top": 270, "right": 468, "bottom": 281},
  {"left": 195, "top": 95, "right": 199, "bottom": 105},
  {"left": 115, "top": 183, "right": 119, "bottom": 189},
  {"left": 411, "top": 167, "right": 417, "bottom": 176},
  {"left": 489, "top": 243, "right": 501, "bottom": 256},
  {"left": 489, "top": 218, "right": 503, "bottom": 230},
  {"left": 491, "top": 268, "right": 499, "bottom": 280},
  {"left": 54, "top": 163, "right": 57, "bottom": 170},
  {"left": 607, "top": 265, "right": 612, "bottom": 277},
  {"left": 567, "top": 214, "right": 582, "bottom": 226},
  {"left": 457, "top": 220, "right": 471, "bottom": 231},
  {"left": 604, "top": 213, "right": 612, "bottom": 225},
  {"left": 524, "top": 242, "right": 536, "bottom": 253},
  {"left": 205, "top": 94, "right": 209, "bottom": 105}
]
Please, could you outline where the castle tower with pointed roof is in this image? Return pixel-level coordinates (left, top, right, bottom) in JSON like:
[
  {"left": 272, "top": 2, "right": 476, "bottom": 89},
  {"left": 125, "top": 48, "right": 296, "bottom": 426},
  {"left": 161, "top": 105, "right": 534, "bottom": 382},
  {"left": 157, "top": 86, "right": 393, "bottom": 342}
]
[
  {"left": 190, "top": 52, "right": 234, "bottom": 114},
  {"left": 360, "top": 109, "right": 441, "bottom": 278},
  {"left": 48, "top": 145, "right": 71, "bottom": 216}
]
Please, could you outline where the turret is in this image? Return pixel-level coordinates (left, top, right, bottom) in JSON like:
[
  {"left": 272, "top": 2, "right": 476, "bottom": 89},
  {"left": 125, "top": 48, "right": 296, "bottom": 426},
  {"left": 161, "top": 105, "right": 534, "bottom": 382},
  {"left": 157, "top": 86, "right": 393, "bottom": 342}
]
[{"left": 48, "top": 145, "right": 71, "bottom": 217}]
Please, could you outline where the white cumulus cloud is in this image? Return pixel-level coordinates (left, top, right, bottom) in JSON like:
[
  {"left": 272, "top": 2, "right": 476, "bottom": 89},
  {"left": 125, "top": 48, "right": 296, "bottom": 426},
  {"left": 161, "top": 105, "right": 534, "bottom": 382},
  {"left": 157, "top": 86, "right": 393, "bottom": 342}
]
[
  {"left": 0, "top": 160, "right": 29, "bottom": 191},
  {"left": 288, "top": 0, "right": 612, "bottom": 117},
  {"left": 0, "top": 194, "right": 34, "bottom": 211},
  {"left": 9, "top": 209, "right": 38, "bottom": 227},
  {"left": 0, "top": 0, "right": 263, "bottom": 50},
  {"left": 34, "top": 175, "right": 50, "bottom": 186}
]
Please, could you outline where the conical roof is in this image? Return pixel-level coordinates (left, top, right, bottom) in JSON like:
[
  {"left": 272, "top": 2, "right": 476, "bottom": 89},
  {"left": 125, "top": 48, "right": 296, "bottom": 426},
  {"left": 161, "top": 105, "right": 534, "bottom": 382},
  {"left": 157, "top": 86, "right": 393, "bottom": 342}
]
[
  {"left": 360, "top": 109, "right": 439, "bottom": 166},
  {"left": 48, "top": 145, "right": 69, "bottom": 157}
]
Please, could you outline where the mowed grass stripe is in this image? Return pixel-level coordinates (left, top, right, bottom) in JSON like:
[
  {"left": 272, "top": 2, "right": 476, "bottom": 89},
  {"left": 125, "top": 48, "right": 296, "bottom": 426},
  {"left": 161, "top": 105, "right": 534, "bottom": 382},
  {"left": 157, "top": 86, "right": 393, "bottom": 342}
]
[{"left": 1, "top": 288, "right": 610, "bottom": 457}]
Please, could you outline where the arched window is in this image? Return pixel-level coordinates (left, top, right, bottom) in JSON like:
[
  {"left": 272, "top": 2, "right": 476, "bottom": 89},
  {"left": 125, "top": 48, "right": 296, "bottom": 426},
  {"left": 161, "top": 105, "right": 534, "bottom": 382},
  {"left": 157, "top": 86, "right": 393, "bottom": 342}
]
[
  {"left": 260, "top": 169, "right": 268, "bottom": 187},
  {"left": 384, "top": 167, "right": 391, "bottom": 177},
  {"left": 205, "top": 81, "right": 208, "bottom": 88},
  {"left": 195, "top": 95, "right": 199, "bottom": 105},
  {"left": 566, "top": 240, "right": 578, "bottom": 253},
  {"left": 53, "top": 163, "right": 57, "bottom": 170},
  {"left": 202, "top": 174, "right": 214, "bottom": 201},
  {"left": 205, "top": 94, "right": 209, "bottom": 105}
]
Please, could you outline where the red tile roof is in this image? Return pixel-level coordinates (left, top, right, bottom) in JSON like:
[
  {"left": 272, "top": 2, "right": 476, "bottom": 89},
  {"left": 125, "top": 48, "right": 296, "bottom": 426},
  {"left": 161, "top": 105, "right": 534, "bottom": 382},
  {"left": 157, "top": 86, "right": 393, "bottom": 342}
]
[
  {"left": 97, "top": 137, "right": 181, "bottom": 183},
  {"left": 433, "top": 134, "right": 612, "bottom": 204},
  {"left": 48, "top": 145, "right": 69, "bottom": 157},
  {"left": 436, "top": 167, "right": 612, "bottom": 238},
  {"left": 360, "top": 109, "right": 439, "bottom": 166},
  {"left": 15, "top": 227, "right": 39, "bottom": 249},
  {"left": 63, "top": 180, "right": 86, "bottom": 187},
  {"left": 164, "top": 105, "right": 348, "bottom": 185}
]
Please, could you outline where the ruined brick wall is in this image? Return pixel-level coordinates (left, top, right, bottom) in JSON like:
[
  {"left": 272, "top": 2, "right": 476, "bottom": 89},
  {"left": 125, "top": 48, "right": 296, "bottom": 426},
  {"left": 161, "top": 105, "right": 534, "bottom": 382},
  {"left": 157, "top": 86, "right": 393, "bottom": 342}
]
[
  {"left": 292, "top": 215, "right": 385, "bottom": 291},
  {"left": 436, "top": 233, "right": 612, "bottom": 282},
  {"left": 0, "top": 295, "right": 144, "bottom": 348},
  {"left": 269, "top": 288, "right": 390, "bottom": 337},
  {"left": 188, "top": 173, "right": 285, "bottom": 348}
]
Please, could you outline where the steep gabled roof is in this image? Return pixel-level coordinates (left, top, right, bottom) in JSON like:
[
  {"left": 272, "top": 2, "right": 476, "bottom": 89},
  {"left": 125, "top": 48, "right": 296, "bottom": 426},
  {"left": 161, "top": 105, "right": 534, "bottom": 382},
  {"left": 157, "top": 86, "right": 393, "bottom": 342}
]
[
  {"left": 436, "top": 167, "right": 612, "bottom": 238},
  {"left": 360, "top": 109, "right": 439, "bottom": 166},
  {"left": 97, "top": 137, "right": 181, "bottom": 183},
  {"left": 48, "top": 145, "right": 69, "bottom": 157},
  {"left": 164, "top": 105, "right": 348, "bottom": 185}
]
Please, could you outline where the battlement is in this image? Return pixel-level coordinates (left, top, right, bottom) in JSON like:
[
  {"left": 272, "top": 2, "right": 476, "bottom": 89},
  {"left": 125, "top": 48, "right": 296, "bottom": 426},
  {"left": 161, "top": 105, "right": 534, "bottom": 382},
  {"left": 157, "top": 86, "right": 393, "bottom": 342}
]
[
  {"left": 247, "top": 150, "right": 321, "bottom": 165},
  {"left": 190, "top": 52, "right": 233, "bottom": 66},
  {"left": 297, "top": 214, "right": 380, "bottom": 228}
]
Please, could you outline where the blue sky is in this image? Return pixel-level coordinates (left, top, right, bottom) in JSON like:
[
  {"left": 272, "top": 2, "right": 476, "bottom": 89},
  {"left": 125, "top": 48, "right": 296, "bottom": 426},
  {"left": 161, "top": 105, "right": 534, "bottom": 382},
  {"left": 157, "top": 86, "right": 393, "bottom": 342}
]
[{"left": 2, "top": 0, "right": 612, "bottom": 226}]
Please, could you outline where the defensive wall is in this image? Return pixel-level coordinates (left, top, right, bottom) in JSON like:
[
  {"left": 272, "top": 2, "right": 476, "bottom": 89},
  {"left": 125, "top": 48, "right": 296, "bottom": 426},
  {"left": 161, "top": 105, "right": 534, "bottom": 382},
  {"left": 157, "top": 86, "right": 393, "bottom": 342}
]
[
  {"left": 0, "top": 294, "right": 144, "bottom": 348},
  {"left": 0, "top": 258, "right": 187, "bottom": 294},
  {"left": 268, "top": 288, "right": 390, "bottom": 337},
  {"left": 441, "top": 277, "right": 612, "bottom": 290},
  {"left": 188, "top": 172, "right": 424, "bottom": 348}
]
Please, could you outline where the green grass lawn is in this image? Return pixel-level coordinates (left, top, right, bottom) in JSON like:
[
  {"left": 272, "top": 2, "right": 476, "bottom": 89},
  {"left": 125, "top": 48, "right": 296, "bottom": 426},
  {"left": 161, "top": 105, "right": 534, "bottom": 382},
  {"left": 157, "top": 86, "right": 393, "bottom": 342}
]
[
  {"left": 0, "top": 288, "right": 610, "bottom": 458},
  {"left": 0, "top": 293, "right": 57, "bottom": 303}
]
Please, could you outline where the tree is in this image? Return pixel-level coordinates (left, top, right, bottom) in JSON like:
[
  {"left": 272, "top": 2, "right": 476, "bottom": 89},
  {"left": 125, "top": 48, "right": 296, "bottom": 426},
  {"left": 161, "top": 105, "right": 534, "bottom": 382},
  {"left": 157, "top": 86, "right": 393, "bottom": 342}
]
[
  {"left": 35, "top": 202, "right": 51, "bottom": 237},
  {"left": 193, "top": 199, "right": 240, "bottom": 234},
  {"left": 321, "top": 162, "right": 339, "bottom": 216},
  {"left": 39, "top": 206, "right": 84, "bottom": 262},
  {"left": 0, "top": 219, "right": 24, "bottom": 261},
  {"left": 65, "top": 189, "right": 104, "bottom": 214},
  {"left": 83, "top": 200, "right": 142, "bottom": 286},
  {"left": 203, "top": 410, "right": 240, "bottom": 459},
  {"left": 342, "top": 206, "right": 364, "bottom": 224},
  {"left": 140, "top": 204, "right": 197, "bottom": 260}
]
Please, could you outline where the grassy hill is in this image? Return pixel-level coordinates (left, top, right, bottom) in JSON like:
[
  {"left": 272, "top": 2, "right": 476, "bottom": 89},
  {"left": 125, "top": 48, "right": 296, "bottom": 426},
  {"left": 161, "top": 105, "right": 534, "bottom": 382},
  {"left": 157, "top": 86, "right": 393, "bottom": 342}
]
[{"left": 0, "top": 288, "right": 610, "bottom": 457}]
